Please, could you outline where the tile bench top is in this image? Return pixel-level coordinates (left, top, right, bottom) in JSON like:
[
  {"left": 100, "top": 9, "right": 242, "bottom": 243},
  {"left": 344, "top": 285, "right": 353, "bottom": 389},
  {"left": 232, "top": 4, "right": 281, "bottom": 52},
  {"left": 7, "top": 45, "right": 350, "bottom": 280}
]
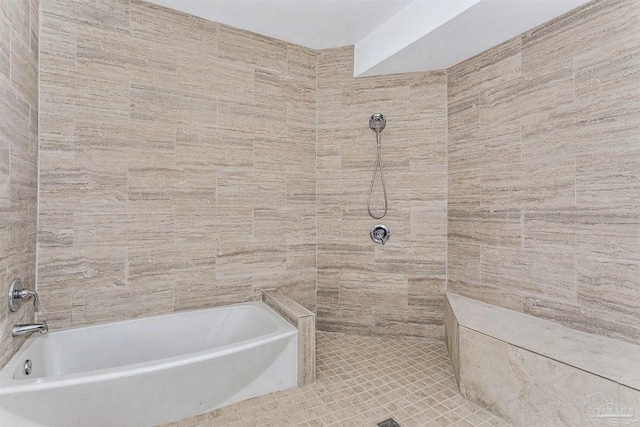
[{"left": 446, "top": 292, "right": 640, "bottom": 391}]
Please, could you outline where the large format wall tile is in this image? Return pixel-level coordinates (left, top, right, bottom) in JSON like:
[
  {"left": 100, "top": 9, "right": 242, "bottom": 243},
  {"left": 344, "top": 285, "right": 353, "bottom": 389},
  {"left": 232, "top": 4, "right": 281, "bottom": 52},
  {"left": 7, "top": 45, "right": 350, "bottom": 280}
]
[
  {"left": 37, "top": 0, "right": 317, "bottom": 330},
  {"left": 0, "top": 0, "right": 39, "bottom": 367},
  {"left": 508, "top": 345, "right": 620, "bottom": 426},
  {"left": 28, "top": 0, "right": 640, "bottom": 351},
  {"left": 447, "top": 0, "right": 640, "bottom": 346},
  {"left": 459, "top": 327, "right": 510, "bottom": 419},
  {"left": 316, "top": 47, "right": 448, "bottom": 339}
]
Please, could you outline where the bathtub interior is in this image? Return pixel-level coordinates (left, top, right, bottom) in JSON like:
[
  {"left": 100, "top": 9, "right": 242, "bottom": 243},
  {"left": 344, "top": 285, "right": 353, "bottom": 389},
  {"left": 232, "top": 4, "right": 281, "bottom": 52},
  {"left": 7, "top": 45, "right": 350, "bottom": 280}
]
[
  {"left": 0, "top": 301, "right": 299, "bottom": 427},
  {"left": 0, "top": 329, "right": 298, "bottom": 427},
  {"left": 2, "top": 301, "right": 294, "bottom": 382}
]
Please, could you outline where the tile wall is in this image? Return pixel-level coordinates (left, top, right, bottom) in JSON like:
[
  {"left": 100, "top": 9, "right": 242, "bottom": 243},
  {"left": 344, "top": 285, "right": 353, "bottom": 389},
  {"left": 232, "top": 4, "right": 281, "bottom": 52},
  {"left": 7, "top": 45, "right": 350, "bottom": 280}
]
[
  {"left": 37, "top": 0, "right": 317, "bottom": 328},
  {"left": 316, "top": 47, "right": 448, "bottom": 338},
  {"left": 0, "top": 0, "right": 39, "bottom": 367},
  {"left": 15, "top": 0, "right": 640, "bottom": 349},
  {"left": 37, "top": 1, "right": 450, "bottom": 339},
  {"left": 447, "top": 0, "right": 640, "bottom": 345}
]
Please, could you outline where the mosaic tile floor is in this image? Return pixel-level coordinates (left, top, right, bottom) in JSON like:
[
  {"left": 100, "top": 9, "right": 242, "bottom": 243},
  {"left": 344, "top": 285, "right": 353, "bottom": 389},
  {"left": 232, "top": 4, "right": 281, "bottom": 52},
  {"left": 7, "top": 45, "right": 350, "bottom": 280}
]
[{"left": 161, "top": 332, "right": 512, "bottom": 427}]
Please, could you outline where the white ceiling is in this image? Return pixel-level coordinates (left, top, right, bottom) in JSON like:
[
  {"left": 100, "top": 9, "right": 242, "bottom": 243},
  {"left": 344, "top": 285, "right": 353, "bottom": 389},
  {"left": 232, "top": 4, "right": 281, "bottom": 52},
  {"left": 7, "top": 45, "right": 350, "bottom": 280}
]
[
  {"left": 146, "top": 0, "right": 592, "bottom": 77},
  {"left": 146, "top": 0, "right": 413, "bottom": 50}
]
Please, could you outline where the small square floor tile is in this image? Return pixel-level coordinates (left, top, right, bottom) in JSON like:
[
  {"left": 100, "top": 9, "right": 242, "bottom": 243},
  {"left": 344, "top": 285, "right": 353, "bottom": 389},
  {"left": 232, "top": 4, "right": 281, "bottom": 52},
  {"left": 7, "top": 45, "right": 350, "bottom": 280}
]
[{"left": 162, "top": 332, "right": 512, "bottom": 427}]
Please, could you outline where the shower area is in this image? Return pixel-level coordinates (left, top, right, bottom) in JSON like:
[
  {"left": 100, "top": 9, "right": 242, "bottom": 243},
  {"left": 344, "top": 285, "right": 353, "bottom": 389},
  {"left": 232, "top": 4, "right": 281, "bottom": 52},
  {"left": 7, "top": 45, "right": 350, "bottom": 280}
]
[
  {"left": 0, "top": 0, "right": 639, "bottom": 425},
  {"left": 317, "top": 64, "right": 448, "bottom": 337}
]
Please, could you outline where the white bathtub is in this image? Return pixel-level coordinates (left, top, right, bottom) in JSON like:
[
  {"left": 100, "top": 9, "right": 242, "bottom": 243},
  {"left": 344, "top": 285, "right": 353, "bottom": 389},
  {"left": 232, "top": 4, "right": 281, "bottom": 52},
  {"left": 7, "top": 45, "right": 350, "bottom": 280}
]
[{"left": 0, "top": 301, "right": 298, "bottom": 427}]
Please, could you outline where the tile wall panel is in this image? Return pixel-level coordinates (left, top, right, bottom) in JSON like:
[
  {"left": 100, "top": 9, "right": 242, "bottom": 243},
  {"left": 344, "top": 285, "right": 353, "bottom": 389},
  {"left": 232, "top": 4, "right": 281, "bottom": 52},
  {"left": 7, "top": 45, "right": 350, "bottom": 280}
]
[
  {"left": 0, "top": 0, "right": 39, "bottom": 367},
  {"left": 316, "top": 47, "right": 448, "bottom": 339},
  {"left": 447, "top": 0, "right": 640, "bottom": 345},
  {"left": 37, "top": 0, "right": 318, "bottom": 329},
  {"left": 32, "top": 0, "right": 639, "bottom": 347}
]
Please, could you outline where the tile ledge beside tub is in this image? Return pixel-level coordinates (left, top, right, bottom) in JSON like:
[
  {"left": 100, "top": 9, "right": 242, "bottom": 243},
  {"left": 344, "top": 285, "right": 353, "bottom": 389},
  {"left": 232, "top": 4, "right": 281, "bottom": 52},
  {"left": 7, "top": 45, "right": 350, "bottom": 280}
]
[
  {"left": 262, "top": 290, "right": 316, "bottom": 387},
  {"left": 445, "top": 292, "right": 640, "bottom": 426}
]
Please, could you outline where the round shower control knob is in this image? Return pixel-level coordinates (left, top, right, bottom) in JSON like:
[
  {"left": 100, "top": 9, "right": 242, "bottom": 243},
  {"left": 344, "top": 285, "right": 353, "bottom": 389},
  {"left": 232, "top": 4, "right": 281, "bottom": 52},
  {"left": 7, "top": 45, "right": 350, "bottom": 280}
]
[{"left": 370, "top": 224, "right": 390, "bottom": 245}]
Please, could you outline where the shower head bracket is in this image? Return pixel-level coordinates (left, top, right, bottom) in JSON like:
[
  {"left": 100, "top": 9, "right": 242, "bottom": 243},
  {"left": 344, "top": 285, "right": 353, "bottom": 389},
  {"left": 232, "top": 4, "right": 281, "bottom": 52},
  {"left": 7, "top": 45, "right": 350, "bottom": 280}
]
[{"left": 369, "top": 113, "right": 386, "bottom": 134}]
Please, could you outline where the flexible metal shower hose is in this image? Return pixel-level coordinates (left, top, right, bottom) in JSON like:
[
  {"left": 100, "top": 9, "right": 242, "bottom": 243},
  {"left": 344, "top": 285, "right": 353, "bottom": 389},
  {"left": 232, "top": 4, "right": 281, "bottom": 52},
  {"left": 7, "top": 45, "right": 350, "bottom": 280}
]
[{"left": 367, "top": 132, "right": 388, "bottom": 219}]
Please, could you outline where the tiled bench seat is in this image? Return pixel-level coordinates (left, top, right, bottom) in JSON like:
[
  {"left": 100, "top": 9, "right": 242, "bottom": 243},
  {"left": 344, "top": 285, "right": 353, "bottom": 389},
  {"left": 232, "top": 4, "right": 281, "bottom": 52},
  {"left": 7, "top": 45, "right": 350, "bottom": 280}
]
[{"left": 445, "top": 292, "right": 640, "bottom": 426}]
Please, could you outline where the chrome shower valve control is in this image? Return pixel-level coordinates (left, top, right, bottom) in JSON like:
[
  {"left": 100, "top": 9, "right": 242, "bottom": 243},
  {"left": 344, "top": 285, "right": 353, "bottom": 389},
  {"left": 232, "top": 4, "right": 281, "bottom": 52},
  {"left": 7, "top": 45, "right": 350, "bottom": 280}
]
[
  {"left": 8, "top": 278, "right": 40, "bottom": 312},
  {"left": 370, "top": 224, "right": 390, "bottom": 245}
]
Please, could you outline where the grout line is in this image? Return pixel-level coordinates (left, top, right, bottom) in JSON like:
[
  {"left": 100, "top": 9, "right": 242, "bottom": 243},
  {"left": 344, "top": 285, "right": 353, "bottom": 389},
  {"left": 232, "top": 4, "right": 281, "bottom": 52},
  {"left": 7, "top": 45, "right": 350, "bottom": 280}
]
[
  {"left": 445, "top": 68, "right": 449, "bottom": 296},
  {"left": 34, "top": 1, "right": 41, "bottom": 324},
  {"left": 314, "top": 51, "right": 318, "bottom": 316}
]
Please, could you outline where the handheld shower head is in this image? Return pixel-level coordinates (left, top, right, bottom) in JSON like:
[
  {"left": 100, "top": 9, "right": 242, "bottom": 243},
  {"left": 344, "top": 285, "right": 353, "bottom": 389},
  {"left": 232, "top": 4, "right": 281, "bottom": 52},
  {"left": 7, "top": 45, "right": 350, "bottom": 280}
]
[
  {"left": 369, "top": 113, "right": 386, "bottom": 134},
  {"left": 367, "top": 112, "right": 388, "bottom": 219}
]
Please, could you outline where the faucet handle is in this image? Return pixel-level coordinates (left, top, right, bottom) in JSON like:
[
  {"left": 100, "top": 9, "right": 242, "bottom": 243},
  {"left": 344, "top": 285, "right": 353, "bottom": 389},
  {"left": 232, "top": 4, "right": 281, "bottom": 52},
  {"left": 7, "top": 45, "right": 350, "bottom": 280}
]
[
  {"left": 17, "top": 289, "right": 39, "bottom": 309},
  {"left": 8, "top": 278, "right": 40, "bottom": 312}
]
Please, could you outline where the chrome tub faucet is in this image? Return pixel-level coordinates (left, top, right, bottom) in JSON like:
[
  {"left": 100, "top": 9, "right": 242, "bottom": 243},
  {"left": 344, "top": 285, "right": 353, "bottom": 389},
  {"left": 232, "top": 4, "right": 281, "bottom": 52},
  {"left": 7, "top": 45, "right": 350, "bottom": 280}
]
[
  {"left": 8, "top": 278, "right": 48, "bottom": 337},
  {"left": 12, "top": 321, "right": 48, "bottom": 337},
  {"left": 11, "top": 320, "right": 49, "bottom": 337}
]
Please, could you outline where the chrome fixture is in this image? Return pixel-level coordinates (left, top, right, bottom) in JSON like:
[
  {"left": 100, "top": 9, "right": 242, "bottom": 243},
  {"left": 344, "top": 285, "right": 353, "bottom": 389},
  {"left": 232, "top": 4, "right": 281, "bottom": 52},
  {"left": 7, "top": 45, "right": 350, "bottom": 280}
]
[
  {"left": 24, "top": 359, "right": 33, "bottom": 375},
  {"left": 12, "top": 321, "right": 48, "bottom": 337},
  {"left": 8, "top": 278, "right": 40, "bottom": 312},
  {"left": 370, "top": 224, "right": 390, "bottom": 245},
  {"left": 367, "top": 113, "right": 388, "bottom": 219},
  {"left": 369, "top": 112, "right": 386, "bottom": 134}
]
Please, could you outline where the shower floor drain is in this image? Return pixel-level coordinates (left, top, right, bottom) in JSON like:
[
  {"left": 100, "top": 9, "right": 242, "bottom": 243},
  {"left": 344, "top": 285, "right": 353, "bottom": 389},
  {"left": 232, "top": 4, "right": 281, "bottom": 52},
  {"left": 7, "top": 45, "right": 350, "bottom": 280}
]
[{"left": 377, "top": 418, "right": 401, "bottom": 427}]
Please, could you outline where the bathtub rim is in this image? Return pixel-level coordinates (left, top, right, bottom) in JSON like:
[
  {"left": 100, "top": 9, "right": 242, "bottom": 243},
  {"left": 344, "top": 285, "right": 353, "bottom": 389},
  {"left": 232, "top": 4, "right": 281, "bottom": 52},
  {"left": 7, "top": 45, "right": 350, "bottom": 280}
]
[{"left": 0, "top": 301, "right": 297, "bottom": 394}]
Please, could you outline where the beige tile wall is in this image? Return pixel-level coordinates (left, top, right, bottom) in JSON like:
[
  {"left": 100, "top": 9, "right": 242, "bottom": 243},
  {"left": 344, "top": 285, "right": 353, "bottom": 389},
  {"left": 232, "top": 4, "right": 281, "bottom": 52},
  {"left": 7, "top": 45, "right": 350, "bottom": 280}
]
[
  {"left": 37, "top": 0, "right": 449, "bottom": 340},
  {"left": 0, "top": 0, "right": 39, "bottom": 367},
  {"left": 316, "top": 47, "right": 448, "bottom": 338},
  {"left": 33, "top": 0, "right": 639, "bottom": 346},
  {"left": 37, "top": 0, "right": 317, "bottom": 328},
  {"left": 447, "top": 0, "right": 640, "bottom": 345}
]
